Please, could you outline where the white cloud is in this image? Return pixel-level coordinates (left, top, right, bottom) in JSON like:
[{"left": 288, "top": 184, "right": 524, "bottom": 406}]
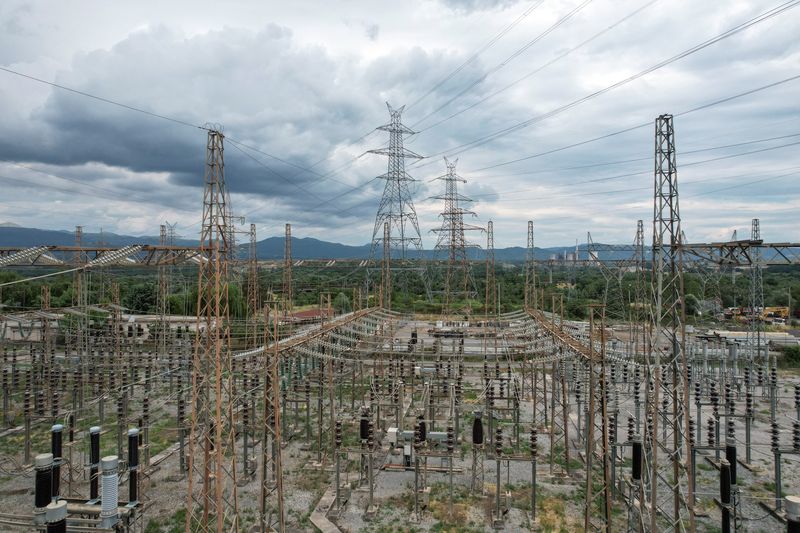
[{"left": 0, "top": 0, "right": 797, "bottom": 248}]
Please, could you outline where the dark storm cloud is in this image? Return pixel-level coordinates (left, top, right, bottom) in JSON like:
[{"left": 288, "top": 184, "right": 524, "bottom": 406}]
[{"left": 0, "top": 0, "right": 797, "bottom": 245}]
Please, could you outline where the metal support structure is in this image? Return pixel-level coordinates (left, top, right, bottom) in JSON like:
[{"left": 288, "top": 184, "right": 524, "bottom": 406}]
[
  {"left": 185, "top": 128, "right": 240, "bottom": 532},
  {"left": 283, "top": 223, "right": 293, "bottom": 318},
  {"left": 643, "top": 114, "right": 695, "bottom": 531},
  {"left": 431, "top": 157, "right": 482, "bottom": 316}
]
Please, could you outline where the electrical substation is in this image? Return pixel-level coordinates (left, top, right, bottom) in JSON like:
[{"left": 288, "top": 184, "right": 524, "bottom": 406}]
[{"left": 1, "top": 105, "right": 799, "bottom": 533}]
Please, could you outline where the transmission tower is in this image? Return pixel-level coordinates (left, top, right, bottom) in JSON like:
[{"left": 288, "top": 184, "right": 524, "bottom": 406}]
[
  {"left": 72, "top": 226, "right": 86, "bottom": 357},
  {"left": 283, "top": 223, "right": 293, "bottom": 317},
  {"left": 643, "top": 114, "right": 694, "bottom": 531},
  {"left": 260, "top": 304, "right": 285, "bottom": 532},
  {"left": 381, "top": 222, "right": 391, "bottom": 309},
  {"left": 430, "top": 157, "right": 482, "bottom": 316},
  {"left": 157, "top": 224, "right": 169, "bottom": 356},
  {"left": 748, "top": 218, "right": 765, "bottom": 361},
  {"left": 525, "top": 221, "right": 536, "bottom": 310},
  {"left": 247, "top": 223, "right": 261, "bottom": 349},
  {"left": 485, "top": 221, "right": 496, "bottom": 318},
  {"left": 185, "top": 129, "right": 240, "bottom": 532},
  {"left": 369, "top": 103, "right": 425, "bottom": 259}
]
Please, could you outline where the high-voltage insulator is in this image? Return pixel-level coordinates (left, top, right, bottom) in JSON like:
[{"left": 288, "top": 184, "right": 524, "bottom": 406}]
[
  {"left": 687, "top": 363, "right": 692, "bottom": 383},
  {"left": 529, "top": 428, "right": 537, "bottom": 459},
  {"left": 695, "top": 382, "right": 701, "bottom": 404},
  {"left": 45, "top": 499, "right": 67, "bottom": 533},
  {"left": 34, "top": 453, "right": 53, "bottom": 525},
  {"left": 727, "top": 419, "right": 736, "bottom": 440},
  {"left": 472, "top": 412, "right": 484, "bottom": 445},
  {"left": 795, "top": 385, "right": 800, "bottom": 410},
  {"left": 128, "top": 428, "right": 139, "bottom": 503},
  {"left": 708, "top": 418, "right": 716, "bottom": 448},
  {"left": 793, "top": 421, "right": 800, "bottom": 451},
  {"left": 360, "top": 408, "right": 370, "bottom": 441},
  {"left": 447, "top": 426, "right": 454, "bottom": 453},
  {"left": 90, "top": 426, "right": 100, "bottom": 500},
  {"left": 335, "top": 420, "right": 342, "bottom": 449},
  {"left": 711, "top": 383, "right": 720, "bottom": 415},
  {"left": 632, "top": 435, "right": 643, "bottom": 482},
  {"left": 771, "top": 367, "right": 777, "bottom": 387},
  {"left": 609, "top": 414, "right": 617, "bottom": 444},
  {"left": 50, "top": 424, "right": 63, "bottom": 500},
  {"left": 100, "top": 455, "right": 119, "bottom": 528},
  {"left": 367, "top": 418, "right": 375, "bottom": 449},
  {"left": 746, "top": 391, "right": 754, "bottom": 417},
  {"left": 417, "top": 414, "right": 427, "bottom": 444},
  {"left": 688, "top": 418, "right": 696, "bottom": 447},
  {"left": 627, "top": 416, "right": 635, "bottom": 442},
  {"left": 495, "top": 427, "right": 503, "bottom": 457},
  {"left": 771, "top": 422, "right": 780, "bottom": 451}
]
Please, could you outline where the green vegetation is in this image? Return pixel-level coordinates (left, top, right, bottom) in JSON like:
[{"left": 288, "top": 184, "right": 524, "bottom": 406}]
[{"left": 2, "top": 263, "right": 798, "bottom": 325}]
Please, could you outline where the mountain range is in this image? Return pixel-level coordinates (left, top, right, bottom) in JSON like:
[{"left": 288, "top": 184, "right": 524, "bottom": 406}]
[{"left": 0, "top": 224, "right": 635, "bottom": 261}]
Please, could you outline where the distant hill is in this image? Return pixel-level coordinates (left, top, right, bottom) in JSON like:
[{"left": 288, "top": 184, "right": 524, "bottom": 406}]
[
  {"left": 0, "top": 226, "right": 197, "bottom": 248},
  {"left": 0, "top": 225, "right": 637, "bottom": 262}
]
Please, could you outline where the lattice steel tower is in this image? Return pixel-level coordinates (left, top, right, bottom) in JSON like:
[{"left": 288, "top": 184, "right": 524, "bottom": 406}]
[
  {"left": 246, "top": 223, "right": 260, "bottom": 349},
  {"left": 186, "top": 128, "right": 240, "bottom": 532},
  {"left": 644, "top": 114, "right": 694, "bottom": 531},
  {"left": 369, "top": 103, "right": 425, "bottom": 259},
  {"left": 748, "top": 218, "right": 765, "bottom": 361},
  {"left": 485, "top": 221, "right": 496, "bottom": 318},
  {"left": 524, "top": 221, "right": 536, "bottom": 310},
  {"left": 431, "top": 157, "right": 482, "bottom": 316},
  {"left": 283, "top": 223, "right": 293, "bottom": 317}
]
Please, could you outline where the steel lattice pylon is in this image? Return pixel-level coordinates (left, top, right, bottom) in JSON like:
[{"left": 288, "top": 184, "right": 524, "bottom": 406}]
[
  {"left": 485, "top": 221, "right": 496, "bottom": 318},
  {"left": 584, "top": 305, "right": 612, "bottom": 532},
  {"left": 748, "top": 218, "right": 765, "bottom": 362},
  {"left": 431, "top": 157, "right": 482, "bottom": 316},
  {"left": 260, "top": 304, "right": 285, "bottom": 532},
  {"left": 186, "top": 129, "right": 240, "bottom": 532},
  {"left": 246, "top": 223, "right": 261, "bottom": 349},
  {"left": 381, "top": 222, "right": 391, "bottom": 309},
  {"left": 525, "top": 220, "right": 536, "bottom": 310},
  {"left": 283, "top": 223, "right": 293, "bottom": 317},
  {"left": 369, "top": 103, "right": 425, "bottom": 259},
  {"left": 642, "top": 114, "right": 695, "bottom": 532}
]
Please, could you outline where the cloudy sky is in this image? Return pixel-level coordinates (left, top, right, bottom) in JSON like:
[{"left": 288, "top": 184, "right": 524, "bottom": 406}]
[{"left": 0, "top": 0, "right": 798, "bottom": 248}]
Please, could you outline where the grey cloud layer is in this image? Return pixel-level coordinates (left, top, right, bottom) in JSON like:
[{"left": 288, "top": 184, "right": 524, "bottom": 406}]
[{"left": 0, "top": 0, "right": 798, "bottom": 246}]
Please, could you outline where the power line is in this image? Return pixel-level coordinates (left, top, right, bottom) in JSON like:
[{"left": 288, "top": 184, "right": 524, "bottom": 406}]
[
  {"left": 411, "top": 0, "right": 594, "bottom": 127},
  {"left": 468, "top": 73, "right": 800, "bottom": 173},
  {"left": 406, "top": 0, "right": 544, "bottom": 111},
  {"left": 0, "top": 66, "right": 207, "bottom": 131},
  {"left": 0, "top": 65, "right": 364, "bottom": 187},
  {"left": 470, "top": 166, "right": 800, "bottom": 205},
  {"left": 471, "top": 132, "right": 800, "bottom": 181},
  {"left": 414, "top": 0, "right": 659, "bottom": 134},
  {"left": 416, "top": 0, "right": 800, "bottom": 164}
]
